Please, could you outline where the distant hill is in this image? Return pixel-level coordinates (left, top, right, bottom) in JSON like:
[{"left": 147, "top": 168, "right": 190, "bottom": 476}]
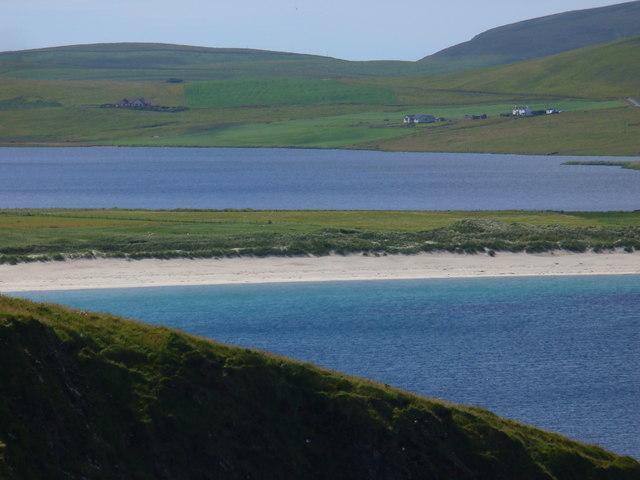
[
  {"left": 413, "top": 36, "right": 640, "bottom": 99},
  {"left": 1, "top": 295, "right": 639, "bottom": 479},
  {"left": 419, "top": 1, "right": 640, "bottom": 74},
  {"left": 2, "top": 2, "right": 639, "bottom": 82},
  {"left": 0, "top": 42, "right": 433, "bottom": 82}
]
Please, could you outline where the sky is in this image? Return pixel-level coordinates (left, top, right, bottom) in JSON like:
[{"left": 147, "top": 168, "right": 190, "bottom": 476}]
[{"left": 1, "top": 0, "right": 630, "bottom": 61}]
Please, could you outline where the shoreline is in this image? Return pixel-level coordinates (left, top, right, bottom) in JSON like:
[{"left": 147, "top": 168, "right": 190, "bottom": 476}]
[{"left": 2, "top": 251, "right": 640, "bottom": 293}]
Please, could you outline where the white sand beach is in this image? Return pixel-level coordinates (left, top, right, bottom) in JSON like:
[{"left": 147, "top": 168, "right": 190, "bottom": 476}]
[{"left": 1, "top": 251, "right": 640, "bottom": 292}]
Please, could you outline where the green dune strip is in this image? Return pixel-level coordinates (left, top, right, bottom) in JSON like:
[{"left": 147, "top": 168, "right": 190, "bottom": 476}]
[{"left": 1, "top": 209, "right": 640, "bottom": 264}]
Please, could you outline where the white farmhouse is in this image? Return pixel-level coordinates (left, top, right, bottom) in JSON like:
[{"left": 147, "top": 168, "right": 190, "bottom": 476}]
[
  {"left": 512, "top": 105, "right": 532, "bottom": 116},
  {"left": 403, "top": 114, "right": 436, "bottom": 125}
]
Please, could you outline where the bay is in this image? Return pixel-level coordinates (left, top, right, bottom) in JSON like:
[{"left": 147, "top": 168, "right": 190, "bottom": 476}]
[
  {"left": 18, "top": 274, "right": 640, "bottom": 459},
  {"left": 1, "top": 147, "right": 639, "bottom": 210}
]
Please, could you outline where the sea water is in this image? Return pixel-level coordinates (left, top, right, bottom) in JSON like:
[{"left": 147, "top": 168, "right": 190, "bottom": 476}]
[
  {"left": 1, "top": 147, "right": 639, "bottom": 210},
  {"left": 18, "top": 274, "right": 640, "bottom": 459}
]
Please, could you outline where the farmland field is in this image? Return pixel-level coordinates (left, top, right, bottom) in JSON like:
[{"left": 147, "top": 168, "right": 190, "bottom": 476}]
[{"left": 185, "top": 78, "right": 396, "bottom": 107}]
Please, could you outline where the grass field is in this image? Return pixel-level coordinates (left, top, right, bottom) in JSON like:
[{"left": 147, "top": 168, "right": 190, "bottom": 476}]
[
  {"left": 0, "top": 39, "right": 638, "bottom": 154},
  {"left": 106, "top": 103, "right": 637, "bottom": 153},
  {"left": 2, "top": 209, "right": 639, "bottom": 263},
  {"left": 185, "top": 78, "right": 396, "bottom": 107},
  {"left": 370, "top": 107, "right": 640, "bottom": 156}
]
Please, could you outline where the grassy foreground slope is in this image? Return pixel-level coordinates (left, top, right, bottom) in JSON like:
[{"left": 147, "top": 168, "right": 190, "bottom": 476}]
[
  {"left": 1, "top": 209, "right": 640, "bottom": 263},
  {"left": 1, "top": 295, "right": 638, "bottom": 479}
]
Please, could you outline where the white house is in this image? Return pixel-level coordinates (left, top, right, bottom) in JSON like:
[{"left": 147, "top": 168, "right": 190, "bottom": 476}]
[
  {"left": 403, "top": 114, "right": 436, "bottom": 125},
  {"left": 512, "top": 105, "right": 532, "bottom": 116}
]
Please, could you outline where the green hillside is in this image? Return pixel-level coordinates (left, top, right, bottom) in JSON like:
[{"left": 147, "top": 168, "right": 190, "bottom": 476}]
[
  {"left": 1, "top": 295, "right": 638, "bottom": 479},
  {"left": 0, "top": 35, "right": 638, "bottom": 154},
  {"left": 0, "top": 42, "right": 432, "bottom": 82},
  {"left": 185, "top": 78, "right": 396, "bottom": 107},
  {"left": 419, "top": 1, "right": 640, "bottom": 74},
  {"left": 364, "top": 38, "right": 640, "bottom": 155},
  {"left": 412, "top": 36, "right": 640, "bottom": 99}
]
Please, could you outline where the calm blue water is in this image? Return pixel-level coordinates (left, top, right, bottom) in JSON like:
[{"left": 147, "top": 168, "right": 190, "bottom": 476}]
[
  {"left": 1, "top": 147, "right": 639, "bottom": 210},
  {"left": 18, "top": 275, "right": 640, "bottom": 459}
]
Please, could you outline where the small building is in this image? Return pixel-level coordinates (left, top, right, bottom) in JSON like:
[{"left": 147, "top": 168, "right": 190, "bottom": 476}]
[
  {"left": 546, "top": 108, "right": 559, "bottom": 115},
  {"left": 403, "top": 114, "right": 436, "bottom": 125},
  {"left": 512, "top": 105, "right": 532, "bottom": 117},
  {"left": 115, "top": 98, "right": 150, "bottom": 108}
]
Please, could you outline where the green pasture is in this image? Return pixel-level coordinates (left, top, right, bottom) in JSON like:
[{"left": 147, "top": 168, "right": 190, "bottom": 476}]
[
  {"left": 400, "top": 100, "right": 626, "bottom": 119},
  {"left": 112, "top": 101, "right": 629, "bottom": 149},
  {"left": 117, "top": 113, "right": 413, "bottom": 148},
  {"left": 372, "top": 107, "right": 640, "bottom": 156},
  {"left": 185, "top": 78, "right": 396, "bottom": 107},
  {"left": 0, "top": 78, "right": 185, "bottom": 107},
  {"left": 0, "top": 35, "right": 637, "bottom": 154}
]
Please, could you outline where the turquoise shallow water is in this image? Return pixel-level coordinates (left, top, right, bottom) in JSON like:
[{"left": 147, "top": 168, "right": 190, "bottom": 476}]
[{"left": 17, "top": 275, "right": 640, "bottom": 458}]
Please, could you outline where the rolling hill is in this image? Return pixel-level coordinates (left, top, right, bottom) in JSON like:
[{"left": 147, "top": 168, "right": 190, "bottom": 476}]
[
  {"left": 1, "top": 295, "right": 639, "bottom": 479},
  {"left": 419, "top": 1, "right": 640, "bottom": 74},
  {"left": 391, "top": 36, "right": 640, "bottom": 102},
  {"left": 0, "top": 5, "right": 638, "bottom": 154},
  {"left": 0, "top": 42, "right": 432, "bottom": 82}
]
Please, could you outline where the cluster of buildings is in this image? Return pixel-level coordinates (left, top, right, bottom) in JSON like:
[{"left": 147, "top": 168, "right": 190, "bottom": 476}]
[
  {"left": 402, "top": 114, "right": 437, "bottom": 125},
  {"left": 512, "top": 105, "right": 559, "bottom": 116},
  {"left": 403, "top": 106, "right": 559, "bottom": 126},
  {"left": 100, "top": 98, "right": 151, "bottom": 109}
]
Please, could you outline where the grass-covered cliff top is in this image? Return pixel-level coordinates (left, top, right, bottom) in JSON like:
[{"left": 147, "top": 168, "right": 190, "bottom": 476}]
[{"left": 1, "top": 295, "right": 638, "bottom": 479}]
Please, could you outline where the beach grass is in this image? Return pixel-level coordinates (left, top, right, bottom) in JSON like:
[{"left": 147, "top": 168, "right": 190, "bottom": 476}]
[
  {"left": 563, "top": 160, "right": 640, "bottom": 171},
  {"left": 2, "top": 209, "right": 639, "bottom": 263}
]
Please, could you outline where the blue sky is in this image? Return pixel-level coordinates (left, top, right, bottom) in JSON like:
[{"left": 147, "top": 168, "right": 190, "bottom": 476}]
[{"left": 1, "top": 0, "right": 628, "bottom": 60}]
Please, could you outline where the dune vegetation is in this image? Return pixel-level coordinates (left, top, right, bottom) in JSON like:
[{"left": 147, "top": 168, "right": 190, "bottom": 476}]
[{"left": 1, "top": 209, "right": 639, "bottom": 264}]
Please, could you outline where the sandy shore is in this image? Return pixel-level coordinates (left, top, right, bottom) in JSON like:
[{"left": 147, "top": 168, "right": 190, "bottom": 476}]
[{"left": 1, "top": 251, "right": 640, "bottom": 293}]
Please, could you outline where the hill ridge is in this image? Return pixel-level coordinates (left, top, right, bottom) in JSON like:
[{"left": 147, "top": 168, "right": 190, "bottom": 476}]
[{"left": 419, "top": 1, "right": 640, "bottom": 74}]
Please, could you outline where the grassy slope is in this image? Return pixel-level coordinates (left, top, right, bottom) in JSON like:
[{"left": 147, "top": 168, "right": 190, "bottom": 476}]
[
  {"left": 0, "top": 39, "right": 638, "bottom": 153},
  {"left": 1, "top": 209, "right": 639, "bottom": 263},
  {"left": 412, "top": 37, "right": 640, "bottom": 100},
  {"left": 360, "top": 38, "right": 640, "bottom": 155},
  {"left": 1, "top": 295, "right": 638, "bottom": 480},
  {"left": 185, "top": 78, "right": 396, "bottom": 107},
  {"left": 418, "top": 1, "right": 640, "bottom": 73},
  {"left": 0, "top": 42, "right": 433, "bottom": 82},
  {"left": 368, "top": 108, "right": 640, "bottom": 156}
]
